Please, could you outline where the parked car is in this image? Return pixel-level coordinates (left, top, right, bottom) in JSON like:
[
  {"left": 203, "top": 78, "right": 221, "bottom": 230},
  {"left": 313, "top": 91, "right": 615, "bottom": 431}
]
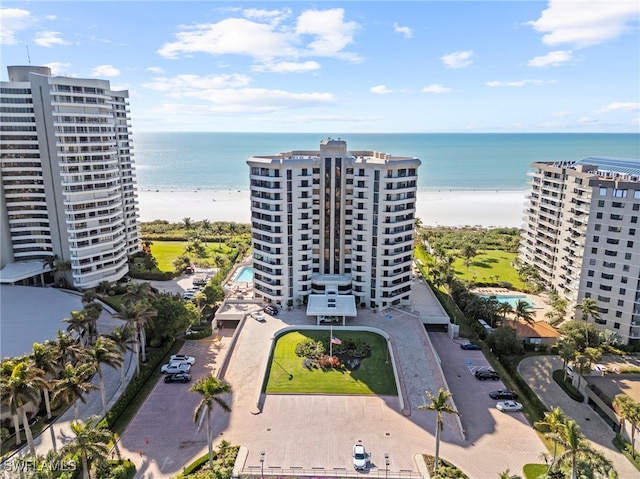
[
  {"left": 489, "top": 389, "right": 518, "bottom": 400},
  {"left": 160, "top": 362, "right": 191, "bottom": 374},
  {"left": 264, "top": 305, "right": 279, "bottom": 315},
  {"left": 352, "top": 443, "right": 368, "bottom": 470},
  {"left": 460, "top": 342, "right": 481, "bottom": 350},
  {"left": 164, "top": 372, "right": 192, "bottom": 383},
  {"left": 169, "top": 354, "right": 196, "bottom": 365},
  {"left": 475, "top": 369, "right": 500, "bottom": 381},
  {"left": 496, "top": 400, "right": 523, "bottom": 413},
  {"left": 251, "top": 311, "right": 265, "bottom": 321}
]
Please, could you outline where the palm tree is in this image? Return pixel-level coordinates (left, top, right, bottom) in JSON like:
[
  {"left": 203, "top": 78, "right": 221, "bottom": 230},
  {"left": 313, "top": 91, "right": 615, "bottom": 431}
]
[
  {"left": 460, "top": 242, "right": 477, "bottom": 274},
  {"left": 535, "top": 407, "right": 566, "bottom": 465},
  {"left": 115, "top": 300, "right": 157, "bottom": 366},
  {"left": 498, "top": 470, "right": 521, "bottom": 479},
  {"left": 418, "top": 388, "right": 461, "bottom": 474},
  {"left": 558, "top": 340, "right": 577, "bottom": 382},
  {"left": 82, "top": 302, "right": 103, "bottom": 346},
  {"left": 496, "top": 301, "right": 514, "bottom": 327},
  {"left": 182, "top": 216, "right": 192, "bottom": 231},
  {"left": 63, "top": 415, "right": 113, "bottom": 479},
  {"left": 30, "top": 341, "right": 58, "bottom": 419},
  {"left": 53, "top": 363, "right": 98, "bottom": 421},
  {"left": 85, "top": 337, "right": 123, "bottom": 415},
  {"left": 190, "top": 374, "right": 232, "bottom": 471},
  {"left": 513, "top": 299, "right": 535, "bottom": 326},
  {"left": 579, "top": 297, "right": 601, "bottom": 345},
  {"left": 63, "top": 310, "right": 91, "bottom": 347},
  {"left": 613, "top": 394, "right": 640, "bottom": 459},
  {"left": 0, "top": 362, "right": 47, "bottom": 455},
  {"left": 553, "top": 419, "right": 589, "bottom": 479},
  {"left": 52, "top": 329, "right": 83, "bottom": 367},
  {"left": 106, "top": 324, "right": 136, "bottom": 384}
]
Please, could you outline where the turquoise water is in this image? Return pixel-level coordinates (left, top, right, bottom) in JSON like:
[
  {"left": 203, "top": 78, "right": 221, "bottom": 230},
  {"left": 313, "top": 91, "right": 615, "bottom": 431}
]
[
  {"left": 133, "top": 133, "right": 639, "bottom": 192},
  {"left": 479, "top": 295, "right": 538, "bottom": 308},
  {"left": 234, "top": 266, "right": 253, "bottom": 283}
]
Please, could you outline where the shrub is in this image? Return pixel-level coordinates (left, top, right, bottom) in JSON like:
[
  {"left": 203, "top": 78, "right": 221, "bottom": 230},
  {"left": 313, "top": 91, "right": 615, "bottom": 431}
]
[
  {"left": 552, "top": 369, "right": 585, "bottom": 402},
  {"left": 185, "top": 327, "right": 212, "bottom": 340}
]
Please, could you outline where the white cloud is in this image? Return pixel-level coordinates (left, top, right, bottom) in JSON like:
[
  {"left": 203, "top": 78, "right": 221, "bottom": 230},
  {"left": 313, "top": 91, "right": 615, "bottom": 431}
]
[
  {"left": 596, "top": 102, "right": 640, "bottom": 113},
  {"left": 422, "top": 84, "right": 451, "bottom": 93},
  {"left": 158, "top": 8, "right": 361, "bottom": 64},
  {"left": 528, "top": 50, "right": 573, "bottom": 67},
  {"left": 578, "top": 116, "right": 599, "bottom": 124},
  {"left": 33, "top": 31, "right": 69, "bottom": 47},
  {"left": 528, "top": 0, "right": 640, "bottom": 48},
  {"left": 441, "top": 50, "right": 473, "bottom": 69},
  {"left": 143, "top": 74, "right": 252, "bottom": 93},
  {"left": 0, "top": 8, "right": 32, "bottom": 45},
  {"left": 393, "top": 23, "right": 413, "bottom": 39},
  {"left": 252, "top": 61, "right": 321, "bottom": 73},
  {"left": 90, "top": 65, "right": 120, "bottom": 77},
  {"left": 147, "top": 66, "right": 165, "bottom": 74},
  {"left": 552, "top": 110, "right": 573, "bottom": 117},
  {"left": 44, "top": 62, "right": 71, "bottom": 75},
  {"left": 243, "top": 8, "right": 291, "bottom": 24},
  {"left": 486, "top": 79, "right": 552, "bottom": 87},
  {"left": 370, "top": 85, "right": 396, "bottom": 94}
]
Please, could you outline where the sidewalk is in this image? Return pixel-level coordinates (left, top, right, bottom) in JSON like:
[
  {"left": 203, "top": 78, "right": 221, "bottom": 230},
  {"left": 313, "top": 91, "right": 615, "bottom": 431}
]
[{"left": 518, "top": 356, "right": 638, "bottom": 478}]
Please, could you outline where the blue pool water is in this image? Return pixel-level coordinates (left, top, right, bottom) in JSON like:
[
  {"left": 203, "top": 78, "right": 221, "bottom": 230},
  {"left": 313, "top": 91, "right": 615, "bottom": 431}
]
[
  {"left": 234, "top": 266, "right": 253, "bottom": 283},
  {"left": 479, "top": 295, "right": 538, "bottom": 308}
]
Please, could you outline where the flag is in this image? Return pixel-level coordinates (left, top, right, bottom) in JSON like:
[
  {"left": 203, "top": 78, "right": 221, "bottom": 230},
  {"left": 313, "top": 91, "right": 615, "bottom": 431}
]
[{"left": 331, "top": 336, "right": 342, "bottom": 345}]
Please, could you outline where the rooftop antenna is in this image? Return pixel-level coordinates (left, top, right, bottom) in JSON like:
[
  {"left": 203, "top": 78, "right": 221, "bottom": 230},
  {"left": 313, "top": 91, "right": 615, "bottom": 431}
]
[{"left": 26, "top": 45, "right": 31, "bottom": 64}]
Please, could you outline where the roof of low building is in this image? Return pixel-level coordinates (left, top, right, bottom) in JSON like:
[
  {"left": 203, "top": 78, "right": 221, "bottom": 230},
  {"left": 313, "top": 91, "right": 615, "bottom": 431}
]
[{"left": 514, "top": 320, "right": 561, "bottom": 339}]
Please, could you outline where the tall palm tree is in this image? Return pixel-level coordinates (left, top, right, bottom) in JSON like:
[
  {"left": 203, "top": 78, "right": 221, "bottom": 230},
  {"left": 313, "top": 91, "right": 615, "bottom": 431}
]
[
  {"left": 0, "top": 362, "right": 47, "bottom": 455},
  {"left": 513, "top": 299, "right": 535, "bottom": 326},
  {"left": 553, "top": 419, "right": 590, "bottom": 479},
  {"left": 496, "top": 301, "right": 514, "bottom": 327},
  {"left": 82, "top": 302, "right": 103, "bottom": 345},
  {"left": 85, "top": 337, "right": 123, "bottom": 415},
  {"left": 579, "top": 297, "right": 601, "bottom": 345},
  {"left": 53, "top": 363, "right": 98, "bottom": 421},
  {"left": 106, "top": 324, "right": 136, "bottom": 384},
  {"left": 30, "top": 341, "right": 58, "bottom": 419},
  {"left": 63, "top": 310, "right": 91, "bottom": 347},
  {"left": 613, "top": 394, "right": 640, "bottom": 459},
  {"left": 115, "top": 300, "right": 157, "bottom": 366},
  {"left": 63, "top": 415, "right": 113, "bottom": 479},
  {"left": 52, "top": 329, "right": 83, "bottom": 367},
  {"left": 558, "top": 340, "right": 577, "bottom": 382},
  {"left": 190, "top": 375, "right": 232, "bottom": 471},
  {"left": 535, "top": 407, "right": 566, "bottom": 465},
  {"left": 418, "top": 388, "right": 461, "bottom": 474}
]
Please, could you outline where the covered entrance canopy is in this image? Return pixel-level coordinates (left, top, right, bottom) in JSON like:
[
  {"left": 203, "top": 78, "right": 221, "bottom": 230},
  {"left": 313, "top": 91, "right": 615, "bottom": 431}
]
[{"left": 306, "top": 293, "right": 358, "bottom": 326}]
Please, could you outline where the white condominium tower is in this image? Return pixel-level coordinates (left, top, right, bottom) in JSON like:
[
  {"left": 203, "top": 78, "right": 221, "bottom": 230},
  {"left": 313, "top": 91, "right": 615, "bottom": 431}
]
[
  {"left": 520, "top": 157, "right": 640, "bottom": 344},
  {"left": 247, "top": 138, "right": 421, "bottom": 310},
  {"left": 0, "top": 66, "right": 140, "bottom": 289}
]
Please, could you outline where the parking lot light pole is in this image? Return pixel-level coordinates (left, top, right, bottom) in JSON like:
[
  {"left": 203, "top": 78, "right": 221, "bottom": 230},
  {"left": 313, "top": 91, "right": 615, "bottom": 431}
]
[
  {"left": 385, "top": 453, "right": 389, "bottom": 479},
  {"left": 260, "top": 451, "right": 265, "bottom": 479}
]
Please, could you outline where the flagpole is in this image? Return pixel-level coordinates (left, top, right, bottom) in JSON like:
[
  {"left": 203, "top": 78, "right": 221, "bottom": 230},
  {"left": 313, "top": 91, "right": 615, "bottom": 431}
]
[{"left": 330, "top": 323, "right": 333, "bottom": 357}]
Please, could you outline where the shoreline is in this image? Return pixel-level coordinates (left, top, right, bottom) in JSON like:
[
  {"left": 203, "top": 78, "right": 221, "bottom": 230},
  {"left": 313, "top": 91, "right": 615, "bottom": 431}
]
[{"left": 137, "top": 188, "right": 527, "bottom": 228}]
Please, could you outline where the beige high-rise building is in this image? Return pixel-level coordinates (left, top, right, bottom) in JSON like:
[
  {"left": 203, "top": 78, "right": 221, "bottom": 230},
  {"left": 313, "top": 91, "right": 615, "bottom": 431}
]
[
  {"left": 247, "top": 138, "right": 421, "bottom": 312},
  {"left": 0, "top": 66, "right": 140, "bottom": 289},
  {"left": 520, "top": 157, "right": 640, "bottom": 344}
]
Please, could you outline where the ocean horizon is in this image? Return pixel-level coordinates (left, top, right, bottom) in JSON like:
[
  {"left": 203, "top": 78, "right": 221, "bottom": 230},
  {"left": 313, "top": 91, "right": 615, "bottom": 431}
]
[{"left": 133, "top": 132, "right": 640, "bottom": 193}]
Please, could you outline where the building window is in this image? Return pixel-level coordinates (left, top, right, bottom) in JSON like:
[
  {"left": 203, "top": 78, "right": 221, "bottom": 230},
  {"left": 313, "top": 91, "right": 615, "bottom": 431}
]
[
  {"left": 625, "top": 252, "right": 632, "bottom": 260},
  {"left": 632, "top": 216, "right": 638, "bottom": 224},
  {"left": 630, "top": 229, "right": 636, "bottom": 236},
  {"left": 586, "top": 281, "right": 593, "bottom": 288},
  {"left": 613, "top": 189, "right": 627, "bottom": 198},
  {"left": 594, "top": 224, "right": 601, "bottom": 231},
  {"left": 620, "top": 288, "right": 626, "bottom": 295},
  {"left": 615, "top": 311, "right": 622, "bottom": 318},
  {"left": 599, "top": 187, "right": 607, "bottom": 196},
  {"left": 610, "top": 214, "right": 623, "bottom": 220},
  {"left": 614, "top": 322, "right": 620, "bottom": 329},
  {"left": 621, "top": 276, "right": 628, "bottom": 284},
  {"left": 596, "top": 212, "right": 603, "bottom": 219},
  {"left": 591, "top": 247, "right": 598, "bottom": 254},
  {"left": 618, "top": 300, "right": 624, "bottom": 307},
  {"left": 623, "top": 264, "right": 630, "bottom": 272},
  {"left": 601, "top": 273, "right": 613, "bottom": 280},
  {"left": 593, "top": 236, "right": 599, "bottom": 242},
  {"left": 589, "top": 259, "right": 596, "bottom": 266},
  {"left": 634, "top": 204, "right": 640, "bottom": 211},
  {"left": 587, "top": 270, "right": 594, "bottom": 277},
  {"left": 635, "top": 190, "right": 640, "bottom": 198},
  {"left": 627, "top": 241, "right": 634, "bottom": 248},
  {"left": 597, "top": 200, "right": 605, "bottom": 207},
  {"left": 612, "top": 201, "right": 624, "bottom": 208}
]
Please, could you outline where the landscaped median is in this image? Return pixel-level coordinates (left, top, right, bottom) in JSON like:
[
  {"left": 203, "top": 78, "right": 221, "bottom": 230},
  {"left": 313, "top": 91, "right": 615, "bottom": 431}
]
[{"left": 265, "top": 329, "right": 397, "bottom": 395}]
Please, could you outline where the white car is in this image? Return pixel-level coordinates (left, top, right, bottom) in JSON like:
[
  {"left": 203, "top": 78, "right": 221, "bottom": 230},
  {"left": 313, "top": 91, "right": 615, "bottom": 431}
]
[
  {"left": 352, "top": 443, "right": 368, "bottom": 470},
  {"left": 250, "top": 311, "right": 265, "bottom": 321},
  {"left": 169, "top": 354, "right": 196, "bottom": 365},
  {"left": 496, "top": 400, "right": 523, "bottom": 413},
  {"left": 160, "top": 362, "right": 191, "bottom": 374}
]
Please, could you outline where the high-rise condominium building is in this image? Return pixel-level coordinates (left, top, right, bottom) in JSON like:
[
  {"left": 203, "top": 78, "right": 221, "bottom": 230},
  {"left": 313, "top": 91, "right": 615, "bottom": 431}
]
[
  {"left": 520, "top": 157, "right": 640, "bottom": 344},
  {"left": 247, "top": 138, "right": 421, "bottom": 311},
  {"left": 0, "top": 66, "right": 140, "bottom": 289}
]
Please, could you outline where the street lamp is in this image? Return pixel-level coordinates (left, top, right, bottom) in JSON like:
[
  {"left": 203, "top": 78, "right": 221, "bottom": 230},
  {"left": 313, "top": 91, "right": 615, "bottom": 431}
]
[
  {"left": 260, "top": 451, "right": 265, "bottom": 479},
  {"left": 385, "top": 453, "right": 389, "bottom": 479}
]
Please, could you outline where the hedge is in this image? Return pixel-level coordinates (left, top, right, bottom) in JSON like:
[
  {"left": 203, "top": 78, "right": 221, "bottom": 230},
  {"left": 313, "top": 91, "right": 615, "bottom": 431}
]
[
  {"left": 613, "top": 434, "right": 640, "bottom": 471},
  {"left": 185, "top": 327, "right": 212, "bottom": 340},
  {"left": 551, "top": 369, "right": 585, "bottom": 402},
  {"left": 129, "top": 270, "right": 175, "bottom": 281}
]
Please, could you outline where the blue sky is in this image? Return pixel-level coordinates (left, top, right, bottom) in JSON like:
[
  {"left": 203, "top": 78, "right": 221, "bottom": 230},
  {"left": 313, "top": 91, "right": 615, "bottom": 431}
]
[{"left": 1, "top": 1, "right": 639, "bottom": 133}]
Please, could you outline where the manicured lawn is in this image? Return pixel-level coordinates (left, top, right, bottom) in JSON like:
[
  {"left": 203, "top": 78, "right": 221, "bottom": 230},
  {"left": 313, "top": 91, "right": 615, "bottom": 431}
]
[
  {"left": 266, "top": 330, "right": 397, "bottom": 395},
  {"left": 149, "top": 241, "right": 233, "bottom": 272},
  {"left": 452, "top": 250, "right": 524, "bottom": 288}
]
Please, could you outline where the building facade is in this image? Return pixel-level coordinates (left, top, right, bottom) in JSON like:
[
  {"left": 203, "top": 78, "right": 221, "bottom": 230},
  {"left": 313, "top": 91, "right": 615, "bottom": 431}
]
[
  {"left": 520, "top": 157, "right": 640, "bottom": 343},
  {"left": 247, "top": 138, "right": 421, "bottom": 310},
  {"left": 0, "top": 66, "right": 140, "bottom": 289}
]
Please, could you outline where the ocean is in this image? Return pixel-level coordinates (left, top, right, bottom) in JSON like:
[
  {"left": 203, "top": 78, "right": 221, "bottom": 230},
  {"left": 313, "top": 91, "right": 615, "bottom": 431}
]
[{"left": 132, "top": 133, "right": 640, "bottom": 192}]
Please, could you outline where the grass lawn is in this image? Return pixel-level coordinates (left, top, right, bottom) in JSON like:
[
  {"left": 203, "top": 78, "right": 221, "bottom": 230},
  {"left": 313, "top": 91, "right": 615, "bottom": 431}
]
[
  {"left": 266, "top": 330, "right": 397, "bottom": 395},
  {"left": 452, "top": 250, "right": 524, "bottom": 288},
  {"left": 150, "top": 240, "right": 233, "bottom": 272}
]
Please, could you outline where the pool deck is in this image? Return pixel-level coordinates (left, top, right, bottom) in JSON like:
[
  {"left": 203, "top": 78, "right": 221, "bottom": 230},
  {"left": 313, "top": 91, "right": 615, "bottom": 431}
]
[{"left": 473, "top": 287, "right": 553, "bottom": 322}]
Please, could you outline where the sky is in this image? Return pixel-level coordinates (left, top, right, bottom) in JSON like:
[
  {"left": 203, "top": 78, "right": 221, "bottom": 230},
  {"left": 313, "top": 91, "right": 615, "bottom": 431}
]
[{"left": 1, "top": 0, "right": 639, "bottom": 133}]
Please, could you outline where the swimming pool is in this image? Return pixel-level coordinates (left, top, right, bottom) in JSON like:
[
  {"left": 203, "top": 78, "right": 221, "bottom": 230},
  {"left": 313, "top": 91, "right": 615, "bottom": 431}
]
[
  {"left": 234, "top": 266, "right": 254, "bottom": 283},
  {"left": 478, "top": 294, "right": 538, "bottom": 308}
]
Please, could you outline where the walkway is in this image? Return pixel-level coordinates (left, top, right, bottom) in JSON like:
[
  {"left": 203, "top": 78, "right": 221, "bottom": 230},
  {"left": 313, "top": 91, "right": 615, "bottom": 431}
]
[{"left": 519, "top": 356, "right": 638, "bottom": 478}]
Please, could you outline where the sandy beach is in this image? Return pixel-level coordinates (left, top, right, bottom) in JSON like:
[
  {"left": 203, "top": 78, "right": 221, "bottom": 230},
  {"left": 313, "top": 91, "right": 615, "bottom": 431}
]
[{"left": 137, "top": 189, "right": 527, "bottom": 228}]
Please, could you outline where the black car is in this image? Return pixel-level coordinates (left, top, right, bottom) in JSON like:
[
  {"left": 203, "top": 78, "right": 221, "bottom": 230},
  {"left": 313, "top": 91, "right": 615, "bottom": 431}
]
[
  {"left": 264, "top": 305, "right": 279, "bottom": 315},
  {"left": 164, "top": 372, "right": 192, "bottom": 383},
  {"left": 475, "top": 369, "right": 500, "bottom": 381},
  {"left": 489, "top": 389, "right": 518, "bottom": 400},
  {"left": 460, "top": 342, "right": 481, "bottom": 350}
]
